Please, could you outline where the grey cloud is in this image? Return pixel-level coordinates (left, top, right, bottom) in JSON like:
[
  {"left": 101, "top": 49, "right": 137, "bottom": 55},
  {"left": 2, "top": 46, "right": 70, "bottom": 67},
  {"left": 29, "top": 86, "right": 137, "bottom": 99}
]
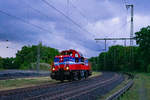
[{"left": 0, "top": 0, "right": 149, "bottom": 57}]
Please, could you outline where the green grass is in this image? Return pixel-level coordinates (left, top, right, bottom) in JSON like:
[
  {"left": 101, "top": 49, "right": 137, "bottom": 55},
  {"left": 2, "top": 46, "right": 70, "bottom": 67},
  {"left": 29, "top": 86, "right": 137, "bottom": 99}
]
[
  {"left": 120, "top": 73, "right": 150, "bottom": 100},
  {"left": 90, "top": 71, "right": 102, "bottom": 77},
  {"left": 0, "top": 77, "right": 56, "bottom": 91},
  {"left": 100, "top": 73, "right": 150, "bottom": 100},
  {"left": 0, "top": 71, "right": 101, "bottom": 91},
  {"left": 99, "top": 73, "right": 150, "bottom": 100}
]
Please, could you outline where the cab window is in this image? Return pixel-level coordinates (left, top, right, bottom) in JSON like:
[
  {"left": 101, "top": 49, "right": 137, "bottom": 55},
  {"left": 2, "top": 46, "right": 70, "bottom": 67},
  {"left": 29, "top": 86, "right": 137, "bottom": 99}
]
[
  {"left": 69, "top": 52, "right": 73, "bottom": 56},
  {"left": 75, "top": 53, "right": 79, "bottom": 62},
  {"left": 75, "top": 53, "right": 78, "bottom": 57}
]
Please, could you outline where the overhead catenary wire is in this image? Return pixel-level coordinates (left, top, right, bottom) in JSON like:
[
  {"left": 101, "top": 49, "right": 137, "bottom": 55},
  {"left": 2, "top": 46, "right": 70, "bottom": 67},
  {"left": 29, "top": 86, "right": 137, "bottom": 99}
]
[
  {"left": 69, "top": 1, "right": 89, "bottom": 21},
  {"left": 20, "top": 0, "right": 93, "bottom": 53},
  {"left": 96, "top": 20, "right": 130, "bottom": 47},
  {"left": 122, "top": 0, "right": 128, "bottom": 5},
  {"left": 69, "top": 0, "right": 93, "bottom": 39},
  {"left": 0, "top": 31, "right": 38, "bottom": 52},
  {"left": 0, "top": 10, "right": 51, "bottom": 33},
  {"left": 22, "top": 0, "right": 51, "bottom": 20},
  {"left": 40, "top": 0, "right": 97, "bottom": 56},
  {"left": 122, "top": 0, "right": 130, "bottom": 24},
  {"left": 66, "top": 0, "right": 89, "bottom": 58},
  {"left": 110, "top": 20, "right": 130, "bottom": 36},
  {"left": 110, "top": 0, "right": 130, "bottom": 37},
  {"left": 0, "top": 3, "right": 43, "bottom": 48},
  {"left": 41, "top": 0, "right": 92, "bottom": 35},
  {"left": 23, "top": 0, "right": 94, "bottom": 42}
]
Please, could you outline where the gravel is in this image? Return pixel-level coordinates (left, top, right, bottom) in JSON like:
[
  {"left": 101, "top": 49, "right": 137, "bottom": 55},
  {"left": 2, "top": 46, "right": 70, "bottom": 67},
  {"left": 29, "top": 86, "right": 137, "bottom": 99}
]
[{"left": 0, "top": 70, "right": 50, "bottom": 80}]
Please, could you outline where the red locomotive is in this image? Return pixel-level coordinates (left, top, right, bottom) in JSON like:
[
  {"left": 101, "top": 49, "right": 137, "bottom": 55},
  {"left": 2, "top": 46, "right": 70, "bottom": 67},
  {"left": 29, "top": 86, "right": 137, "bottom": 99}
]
[{"left": 50, "top": 49, "right": 92, "bottom": 82}]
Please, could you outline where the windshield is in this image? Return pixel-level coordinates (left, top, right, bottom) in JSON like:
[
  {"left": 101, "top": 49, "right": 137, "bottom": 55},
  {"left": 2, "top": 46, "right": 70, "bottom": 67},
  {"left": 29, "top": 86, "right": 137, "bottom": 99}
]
[
  {"left": 61, "top": 51, "right": 72, "bottom": 56},
  {"left": 54, "top": 57, "right": 59, "bottom": 62}
]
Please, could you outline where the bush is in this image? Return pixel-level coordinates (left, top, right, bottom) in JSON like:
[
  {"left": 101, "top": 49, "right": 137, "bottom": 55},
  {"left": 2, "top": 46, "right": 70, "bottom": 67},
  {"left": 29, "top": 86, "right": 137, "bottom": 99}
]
[
  {"left": 0, "top": 57, "right": 4, "bottom": 69},
  {"left": 20, "top": 62, "right": 31, "bottom": 70},
  {"left": 31, "top": 63, "right": 50, "bottom": 71},
  {"left": 147, "top": 64, "right": 150, "bottom": 73}
]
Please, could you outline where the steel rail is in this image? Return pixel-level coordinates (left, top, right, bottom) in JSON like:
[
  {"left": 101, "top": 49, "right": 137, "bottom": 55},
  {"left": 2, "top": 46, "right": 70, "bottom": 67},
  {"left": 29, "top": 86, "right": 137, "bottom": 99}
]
[
  {"left": 0, "top": 72, "right": 124, "bottom": 100},
  {"left": 105, "top": 73, "right": 134, "bottom": 100}
]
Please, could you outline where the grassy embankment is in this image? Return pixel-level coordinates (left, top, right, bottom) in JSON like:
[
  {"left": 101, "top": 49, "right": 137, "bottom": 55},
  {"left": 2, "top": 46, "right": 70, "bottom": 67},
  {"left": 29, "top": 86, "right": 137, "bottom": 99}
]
[
  {"left": 100, "top": 73, "right": 150, "bottom": 100},
  {"left": 120, "top": 73, "right": 150, "bottom": 100},
  {"left": 0, "top": 71, "right": 101, "bottom": 91}
]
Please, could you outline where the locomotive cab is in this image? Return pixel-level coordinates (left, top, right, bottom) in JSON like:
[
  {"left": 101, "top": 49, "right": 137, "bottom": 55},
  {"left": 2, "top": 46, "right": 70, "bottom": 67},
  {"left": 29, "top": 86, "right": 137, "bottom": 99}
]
[{"left": 50, "top": 49, "right": 92, "bottom": 82}]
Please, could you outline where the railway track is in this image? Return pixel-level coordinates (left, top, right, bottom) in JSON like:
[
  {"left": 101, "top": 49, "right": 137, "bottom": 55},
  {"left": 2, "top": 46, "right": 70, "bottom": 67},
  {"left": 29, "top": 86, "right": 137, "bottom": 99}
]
[
  {"left": 0, "top": 72, "right": 124, "bottom": 100},
  {"left": 0, "top": 70, "right": 50, "bottom": 80}
]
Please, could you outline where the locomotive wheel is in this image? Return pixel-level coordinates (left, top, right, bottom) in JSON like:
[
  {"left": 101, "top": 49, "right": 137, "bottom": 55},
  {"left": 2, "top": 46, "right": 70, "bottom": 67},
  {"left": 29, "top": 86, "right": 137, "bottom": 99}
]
[
  {"left": 70, "top": 72, "right": 75, "bottom": 81},
  {"left": 84, "top": 71, "right": 88, "bottom": 79},
  {"left": 68, "top": 79, "right": 72, "bottom": 82},
  {"left": 60, "top": 75, "right": 64, "bottom": 82},
  {"left": 72, "top": 72, "right": 78, "bottom": 81},
  {"left": 73, "top": 75, "right": 78, "bottom": 81},
  {"left": 69, "top": 73, "right": 73, "bottom": 81},
  {"left": 60, "top": 71, "right": 64, "bottom": 82},
  {"left": 78, "top": 71, "right": 81, "bottom": 80},
  {"left": 81, "top": 71, "right": 85, "bottom": 79},
  {"left": 61, "top": 79, "right": 64, "bottom": 82}
]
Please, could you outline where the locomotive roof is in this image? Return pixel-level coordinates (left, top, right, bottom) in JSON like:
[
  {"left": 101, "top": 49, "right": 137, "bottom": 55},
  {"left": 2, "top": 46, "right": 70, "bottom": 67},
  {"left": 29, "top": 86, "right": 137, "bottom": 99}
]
[
  {"left": 60, "top": 49, "right": 84, "bottom": 57},
  {"left": 61, "top": 49, "right": 78, "bottom": 53}
]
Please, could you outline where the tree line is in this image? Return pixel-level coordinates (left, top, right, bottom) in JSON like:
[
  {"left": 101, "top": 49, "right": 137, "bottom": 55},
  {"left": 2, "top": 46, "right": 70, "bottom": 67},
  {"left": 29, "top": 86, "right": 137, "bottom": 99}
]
[
  {"left": 0, "top": 44, "right": 59, "bottom": 70},
  {"left": 0, "top": 26, "right": 150, "bottom": 72},
  {"left": 89, "top": 26, "right": 150, "bottom": 72}
]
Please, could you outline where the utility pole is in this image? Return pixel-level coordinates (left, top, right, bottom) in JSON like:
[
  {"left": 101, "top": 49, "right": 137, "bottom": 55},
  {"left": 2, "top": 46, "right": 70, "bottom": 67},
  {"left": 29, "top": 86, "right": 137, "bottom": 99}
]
[
  {"left": 95, "top": 38, "right": 135, "bottom": 49},
  {"left": 126, "top": 4, "right": 134, "bottom": 66},
  {"left": 36, "top": 42, "right": 41, "bottom": 72},
  {"left": 126, "top": 5, "right": 134, "bottom": 46},
  {"left": 95, "top": 5, "right": 135, "bottom": 69},
  {"left": 95, "top": 38, "right": 135, "bottom": 69}
]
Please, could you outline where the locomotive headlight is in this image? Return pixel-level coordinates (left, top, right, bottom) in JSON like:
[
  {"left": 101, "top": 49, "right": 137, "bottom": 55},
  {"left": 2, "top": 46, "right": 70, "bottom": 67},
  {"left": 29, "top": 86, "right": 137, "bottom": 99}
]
[
  {"left": 52, "top": 67, "right": 55, "bottom": 71},
  {"left": 66, "top": 66, "right": 69, "bottom": 70}
]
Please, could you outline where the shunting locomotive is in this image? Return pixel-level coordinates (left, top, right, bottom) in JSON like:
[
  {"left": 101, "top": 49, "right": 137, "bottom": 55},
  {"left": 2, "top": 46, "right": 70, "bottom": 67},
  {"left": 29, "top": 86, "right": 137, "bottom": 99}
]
[{"left": 50, "top": 49, "right": 92, "bottom": 82}]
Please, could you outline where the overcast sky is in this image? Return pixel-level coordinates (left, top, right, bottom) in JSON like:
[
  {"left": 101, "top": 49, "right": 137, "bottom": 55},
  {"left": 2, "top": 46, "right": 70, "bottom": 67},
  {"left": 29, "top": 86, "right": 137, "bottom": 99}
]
[{"left": 0, "top": 0, "right": 150, "bottom": 58}]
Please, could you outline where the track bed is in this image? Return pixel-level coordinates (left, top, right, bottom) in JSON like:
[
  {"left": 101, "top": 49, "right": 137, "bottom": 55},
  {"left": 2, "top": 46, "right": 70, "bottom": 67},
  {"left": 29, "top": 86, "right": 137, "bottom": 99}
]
[{"left": 0, "top": 72, "right": 124, "bottom": 100}]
